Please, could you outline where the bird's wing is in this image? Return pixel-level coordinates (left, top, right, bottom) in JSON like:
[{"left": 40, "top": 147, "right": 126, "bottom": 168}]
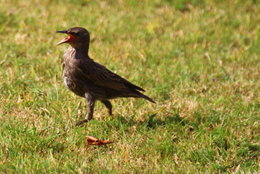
[{"left": 78, "top": 59, "right": 145, "bottom": 92}]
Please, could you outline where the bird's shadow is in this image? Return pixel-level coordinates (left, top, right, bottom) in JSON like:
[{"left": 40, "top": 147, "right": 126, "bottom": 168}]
[{"left": 114, "top": 113, "right": 190, "bottom": 129}]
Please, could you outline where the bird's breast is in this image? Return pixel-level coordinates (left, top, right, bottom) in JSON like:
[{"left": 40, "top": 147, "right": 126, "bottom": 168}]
[
  {"left": 62, "top": 75, "right": 74, "bottom": 89},
  {"left": 62, "top": 75, "right": 69, "bottom": 89}
]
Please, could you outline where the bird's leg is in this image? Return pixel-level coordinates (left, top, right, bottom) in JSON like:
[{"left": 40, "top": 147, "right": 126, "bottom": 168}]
[
  {"left": 101, "top": 100, "right": 113, "bottom": 115},
  {"left": 86, "top": 97, "right": 95, "bottom": 121},
  {"left": 76, "top": 93, "right": 95, "bottom": 126}
]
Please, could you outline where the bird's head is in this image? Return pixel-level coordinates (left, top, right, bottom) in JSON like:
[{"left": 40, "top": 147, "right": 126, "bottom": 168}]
[{"left": 56, "top": 27, "right": 90, "bottom": 48}]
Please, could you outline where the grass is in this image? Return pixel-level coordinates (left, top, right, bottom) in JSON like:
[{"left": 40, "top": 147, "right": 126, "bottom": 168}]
[{"left": 0, "top": 0, "right": 259, "bottom": 173}]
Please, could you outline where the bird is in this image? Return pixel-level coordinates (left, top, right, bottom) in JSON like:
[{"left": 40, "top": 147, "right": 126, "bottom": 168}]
[{"left": 56, "top": 27, "right": 155, "bottom": 125}]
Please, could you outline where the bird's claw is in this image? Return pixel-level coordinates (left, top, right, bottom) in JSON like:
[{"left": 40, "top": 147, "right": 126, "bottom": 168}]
[{"left": 76, "top": 119, "right": 89, "bottom": 126}]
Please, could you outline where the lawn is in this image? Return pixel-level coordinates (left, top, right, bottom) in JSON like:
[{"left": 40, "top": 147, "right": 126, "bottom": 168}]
[{"left": 0, "top": 0, "right": 259, "bottom": 173}]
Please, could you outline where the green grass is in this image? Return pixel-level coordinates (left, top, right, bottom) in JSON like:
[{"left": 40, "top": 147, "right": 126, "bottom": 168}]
[{"left": 0, "top": 0, "right": 259, "bottom": 173}]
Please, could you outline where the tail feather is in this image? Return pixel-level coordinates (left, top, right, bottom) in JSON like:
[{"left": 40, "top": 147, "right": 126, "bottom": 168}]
[
  {"left": 124, "top": 87, "right": 155, "bottom": 103},
  {"left": 125, "top": 82, "right": 145, "bottom": 92},
  {"left": 139, "top": 93, "right": 156, "bottom": 103}
]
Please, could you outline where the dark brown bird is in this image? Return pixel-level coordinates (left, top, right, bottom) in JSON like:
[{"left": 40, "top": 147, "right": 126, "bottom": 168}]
[{"left": 56, "top": 27, "right": 155, "bottom": 125}]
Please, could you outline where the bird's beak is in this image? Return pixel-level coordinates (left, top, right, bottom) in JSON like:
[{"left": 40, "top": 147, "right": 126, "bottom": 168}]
[
  {"left": 56, "top": 30, "right": 68, "bottom": 34},
  {"left": 56, "top": 30, "right": 70, "bottom": 45}
]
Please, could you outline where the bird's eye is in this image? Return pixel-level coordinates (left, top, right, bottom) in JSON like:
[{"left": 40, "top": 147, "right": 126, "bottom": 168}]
[{"left": 70, "top": 32, "right": 79, "bottom": 36}]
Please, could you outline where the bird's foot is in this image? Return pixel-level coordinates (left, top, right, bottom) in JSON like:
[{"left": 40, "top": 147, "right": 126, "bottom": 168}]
[{"left": 76, "top": 119, "right": 89, "bottom": 126}]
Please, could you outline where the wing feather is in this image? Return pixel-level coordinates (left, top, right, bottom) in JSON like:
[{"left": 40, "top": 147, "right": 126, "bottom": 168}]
[{"left": 78, "top": 59, "right": 145, "bottom": 92}]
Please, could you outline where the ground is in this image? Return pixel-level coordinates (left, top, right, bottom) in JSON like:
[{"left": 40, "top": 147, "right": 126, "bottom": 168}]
[{"left": 0, "top": 0, "right": 259, "bottom": 173}]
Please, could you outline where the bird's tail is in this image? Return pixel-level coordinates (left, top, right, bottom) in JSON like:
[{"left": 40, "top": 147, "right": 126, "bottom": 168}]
[
  {"left": 124, "top": 90, "right": 155, "bottom": 103},
  {"left": 139, "top": 93, "right": 156, "bottom": 103}
]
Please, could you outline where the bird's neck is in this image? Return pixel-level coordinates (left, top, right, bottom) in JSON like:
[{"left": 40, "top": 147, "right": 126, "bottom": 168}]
[{"left": 70, "top": 45, "right": 89, "bottom": 58}]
